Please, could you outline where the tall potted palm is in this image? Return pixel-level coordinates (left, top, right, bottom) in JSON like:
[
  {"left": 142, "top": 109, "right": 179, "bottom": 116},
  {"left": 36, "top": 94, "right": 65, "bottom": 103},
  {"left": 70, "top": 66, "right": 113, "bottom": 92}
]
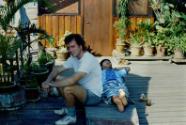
[
  {"left": 0, "top": 34, "right": 27, "bottom": 110},
  {"left": 0, "top": 0, "right": 54, "bottom": 75},
  {"left": 0, "top": 0, "right": 54, "bottom": 103},
  {"left": 113, "top": 0, "right": 129, "bottom": 54}
]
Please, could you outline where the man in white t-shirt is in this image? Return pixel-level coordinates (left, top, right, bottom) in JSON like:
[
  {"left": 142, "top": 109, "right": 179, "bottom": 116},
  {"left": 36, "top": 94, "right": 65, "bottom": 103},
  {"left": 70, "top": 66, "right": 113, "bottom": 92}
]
[{"left": 42, "top": 34, "right": 102, "bottom": 125}]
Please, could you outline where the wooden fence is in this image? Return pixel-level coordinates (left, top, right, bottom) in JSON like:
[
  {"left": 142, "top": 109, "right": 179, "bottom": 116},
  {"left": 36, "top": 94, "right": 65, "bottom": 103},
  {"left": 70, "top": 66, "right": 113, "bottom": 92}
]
[
  {"left": 39, "top": 15, "right": 154, "bottom": 54},
  {"left": 38, "top": 15, "right": 82, "bottom": 47}
]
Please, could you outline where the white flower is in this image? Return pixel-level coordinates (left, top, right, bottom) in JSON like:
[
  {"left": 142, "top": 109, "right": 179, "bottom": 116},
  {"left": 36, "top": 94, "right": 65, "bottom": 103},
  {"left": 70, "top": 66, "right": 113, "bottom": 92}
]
[{"left": 58, "top": 31, "right": 72, "bottom": 47}]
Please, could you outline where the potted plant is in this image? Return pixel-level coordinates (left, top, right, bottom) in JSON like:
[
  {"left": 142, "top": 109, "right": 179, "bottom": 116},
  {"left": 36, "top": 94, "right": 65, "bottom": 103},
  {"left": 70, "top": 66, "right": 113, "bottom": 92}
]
[
  {"left": 151, "top": 33, "right": 167, "bottom": 57},
  {"left": 0, "top": 34, "right": 21, "bottom": 87},
  {"left": 172, "top": 35, "right": 186, "bottom": 59},
  {"left": 24, "top": 78, "right": 40, "bottom": 102},
  {"left": 37, "top": 48, "right": 54, "bottom": 73},
  {"left": 19, "top": 61, "right": 41, "bottom": 102},
  {"left": 30, "top": 62, "right": 49, "bottom": 86},
  {"left": 0, "top": 34, "right": 26, "bottom": 110},
  {"left": 138, "top": 21, "right": 155, "bottom": 56},
  {"left": 113, "top": 0, "right": 129, "bottom": 54},
  {"left": 143, "top": 32, "right": 155, "bottom": 56},
  {"left": 0, "top": 0, "right": 54, "bottom": 105},
  {"left": 150, "top": 0, "right": 186, "bottom": 57},
  {"left": 129, "top": 32, "right": 143, "bottom": 56}
]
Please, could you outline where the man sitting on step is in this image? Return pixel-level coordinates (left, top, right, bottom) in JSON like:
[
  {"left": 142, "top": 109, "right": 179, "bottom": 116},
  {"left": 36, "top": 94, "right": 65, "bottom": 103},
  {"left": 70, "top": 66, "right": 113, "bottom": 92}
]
[{"left": 42, "top": 34, "right": 103, "bottom": 125}]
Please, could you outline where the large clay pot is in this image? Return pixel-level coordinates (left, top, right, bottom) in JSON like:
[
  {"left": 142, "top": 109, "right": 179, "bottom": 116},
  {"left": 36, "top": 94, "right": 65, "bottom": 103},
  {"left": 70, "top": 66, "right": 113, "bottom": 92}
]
[
  {"left": 31, "top": 69, "right": 49, "bottom": 86},
  {"left": 0, "top": 85, "right": 26, "bottom": 110}
]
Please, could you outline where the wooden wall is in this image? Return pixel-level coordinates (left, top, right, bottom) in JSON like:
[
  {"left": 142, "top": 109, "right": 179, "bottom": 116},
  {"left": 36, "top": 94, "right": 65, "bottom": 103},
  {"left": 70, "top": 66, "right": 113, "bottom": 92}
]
[
  {"left": 38, "top": 15, "right": 82, "bottom": 47},
  {"left": 38, "top": 0, "right": 154, "bottom": 55}
]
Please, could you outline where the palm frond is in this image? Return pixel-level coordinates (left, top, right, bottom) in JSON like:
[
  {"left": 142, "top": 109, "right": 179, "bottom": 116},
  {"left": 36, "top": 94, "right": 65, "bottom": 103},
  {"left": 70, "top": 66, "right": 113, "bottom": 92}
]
[{"left": 0, "top": 0, "right": 37, "bottom": 31}]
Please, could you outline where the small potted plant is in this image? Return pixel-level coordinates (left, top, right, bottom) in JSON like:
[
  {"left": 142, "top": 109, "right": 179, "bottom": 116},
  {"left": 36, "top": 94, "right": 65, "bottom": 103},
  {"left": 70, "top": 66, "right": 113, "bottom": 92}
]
[
  {"left": 37, "top": 49, "right": 54, "bottom": 73},
  {"left": 172, "top": 35, "right": 186, "bottom": 59},
  {"left": 129, "top": 32, "right": 143, "bottom": 56},
  {"left": 138, "top": 21, "right": 155, "bottom": 56},
  {"left": 152, "top": 33, "right": 167, "bottom": 57}
]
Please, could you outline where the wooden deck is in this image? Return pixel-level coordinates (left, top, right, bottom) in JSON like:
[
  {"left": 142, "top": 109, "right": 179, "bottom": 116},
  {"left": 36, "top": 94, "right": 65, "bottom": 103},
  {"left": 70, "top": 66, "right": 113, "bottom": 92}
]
[
  {"left": 0, "top": 60, "right": 186, "bottom": 125},
  {"left": 126, "top": 61, "right": 186, "bottom": 125}
]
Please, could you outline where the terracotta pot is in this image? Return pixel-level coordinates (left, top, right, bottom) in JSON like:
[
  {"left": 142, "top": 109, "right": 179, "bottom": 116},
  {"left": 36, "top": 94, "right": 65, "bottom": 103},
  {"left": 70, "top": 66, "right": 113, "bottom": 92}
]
[
  {"left": 173, "top": 48, "right": 185, "bottom": 59},
  {"left": 25, "top": 87, "right": 40, "bottom": 102},
  {"left": 130, "top": 46, "right": 141, "bottom": 56},
  {"left": 156, "top": 45, "right": 166, "bottom": 57},
  {"left": 115, "top": 38, "right": 125, "bottom": 53},
  {"left": 143, "top": 46, "right": 154, "bottom": 56}
]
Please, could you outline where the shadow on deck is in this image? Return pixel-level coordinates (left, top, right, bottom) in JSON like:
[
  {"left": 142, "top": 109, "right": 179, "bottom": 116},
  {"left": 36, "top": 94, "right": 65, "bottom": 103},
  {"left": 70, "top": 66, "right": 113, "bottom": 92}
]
[
  {"left": 0, "top": 72, "right": 150, "bottom": 125},
  {"left": 127, "top": 73, "right": 151, "bottom": 125},
  {"left": 0, "top": 96, "right": 139, "bottom": 125}
]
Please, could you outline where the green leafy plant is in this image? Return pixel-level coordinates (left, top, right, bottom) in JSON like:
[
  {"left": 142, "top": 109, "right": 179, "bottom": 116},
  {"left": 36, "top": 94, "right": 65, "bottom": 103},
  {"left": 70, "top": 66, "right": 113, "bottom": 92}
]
[
  {"left": 31, "top": 62, "right": 48, "bottom": 73},
  {"left": 0, "top": 34, "right": 21, "bottom": 61},
  {"left": 0, "top": 34, "right": 21, "bottom": 75},
  {"left": 150, "top": 0, "right": 186, "bottom": 55},
  {"left": 114, "top": 0, "right": 129, "bottom": 42},
  {"left": 37, "top": 50, "right": 54, "bottom": 66},
  {"left": 171, "top": 35, "right": 186, "bottom": 53},
  {"left": 129, "top": 32, "right": 143, "bottom": 47},
  {"left": 0, "top": 0, "right": 55, "bottom": 78},
  {"left": 137, "top": 21, "right": 154, "bottom": 47}
]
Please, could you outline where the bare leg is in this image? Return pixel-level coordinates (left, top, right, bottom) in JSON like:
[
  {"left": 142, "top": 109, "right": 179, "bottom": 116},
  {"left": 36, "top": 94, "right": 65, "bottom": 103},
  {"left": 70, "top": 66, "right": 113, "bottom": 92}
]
[
  {"left": 119, "top": 89, "right": 128, "bottom": 107},
  {"left": 120, "top": 96, "right": 128, "bottom": 106},
  {"left": 62, "top": 85, "right": 87, "bottom": 107},
  {"left": 112, "top": 96, "right": 124, "bottom": 112}
]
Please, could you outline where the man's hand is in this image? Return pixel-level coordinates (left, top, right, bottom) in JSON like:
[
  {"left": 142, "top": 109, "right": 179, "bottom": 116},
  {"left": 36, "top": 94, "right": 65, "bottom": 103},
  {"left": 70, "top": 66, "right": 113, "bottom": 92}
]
[{"left": 42, "top": 81, "right": 50, "bottom": 93}]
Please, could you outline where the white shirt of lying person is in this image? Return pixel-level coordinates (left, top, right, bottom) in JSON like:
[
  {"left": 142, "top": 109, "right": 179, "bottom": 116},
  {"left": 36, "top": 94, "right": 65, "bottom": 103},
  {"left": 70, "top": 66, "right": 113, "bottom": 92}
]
[{"left": 62, "top": 52, "right": 103, "bottom": 97}]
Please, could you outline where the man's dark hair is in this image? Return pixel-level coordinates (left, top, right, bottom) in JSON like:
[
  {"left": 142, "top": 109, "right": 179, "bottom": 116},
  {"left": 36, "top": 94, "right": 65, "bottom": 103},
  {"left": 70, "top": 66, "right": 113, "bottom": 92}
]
[
  {"left": 100, "top": 59, "right": 111, "bottom": 68},
  {"left": 64, "top": 34, "right": 87, "bottom": 51}
]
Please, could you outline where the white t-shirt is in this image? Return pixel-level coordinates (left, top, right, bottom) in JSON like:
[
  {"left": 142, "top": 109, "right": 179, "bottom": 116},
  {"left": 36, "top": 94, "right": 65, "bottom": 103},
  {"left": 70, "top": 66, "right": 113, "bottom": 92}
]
[{"left": 63, "top": 52, "right": 103, "bottom": 97}]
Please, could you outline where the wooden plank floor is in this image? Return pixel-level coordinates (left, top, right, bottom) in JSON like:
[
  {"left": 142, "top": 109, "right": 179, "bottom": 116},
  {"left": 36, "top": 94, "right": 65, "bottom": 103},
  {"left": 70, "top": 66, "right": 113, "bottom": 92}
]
[
  {"left": 126, "top": 61, "right": 186, "bottom": 125},
  {"left": 1, "top": 60, "right": 186, "bottom": 125}
]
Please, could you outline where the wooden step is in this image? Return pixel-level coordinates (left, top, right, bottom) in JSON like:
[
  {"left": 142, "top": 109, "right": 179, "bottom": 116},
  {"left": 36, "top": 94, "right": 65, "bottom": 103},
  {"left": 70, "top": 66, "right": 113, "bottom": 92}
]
[{"left": 85, "top": 103, "right": 139, "bottom": 125}]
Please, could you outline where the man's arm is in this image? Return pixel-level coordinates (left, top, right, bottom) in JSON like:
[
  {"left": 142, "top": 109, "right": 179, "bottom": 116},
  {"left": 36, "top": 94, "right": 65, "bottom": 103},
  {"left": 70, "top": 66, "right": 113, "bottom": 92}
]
[
  {"left": 48, "top": 72, "right": 86, "bottom": 87},
  {"left": 43, "top": 65, "right": 66, "bottom": 83}
]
